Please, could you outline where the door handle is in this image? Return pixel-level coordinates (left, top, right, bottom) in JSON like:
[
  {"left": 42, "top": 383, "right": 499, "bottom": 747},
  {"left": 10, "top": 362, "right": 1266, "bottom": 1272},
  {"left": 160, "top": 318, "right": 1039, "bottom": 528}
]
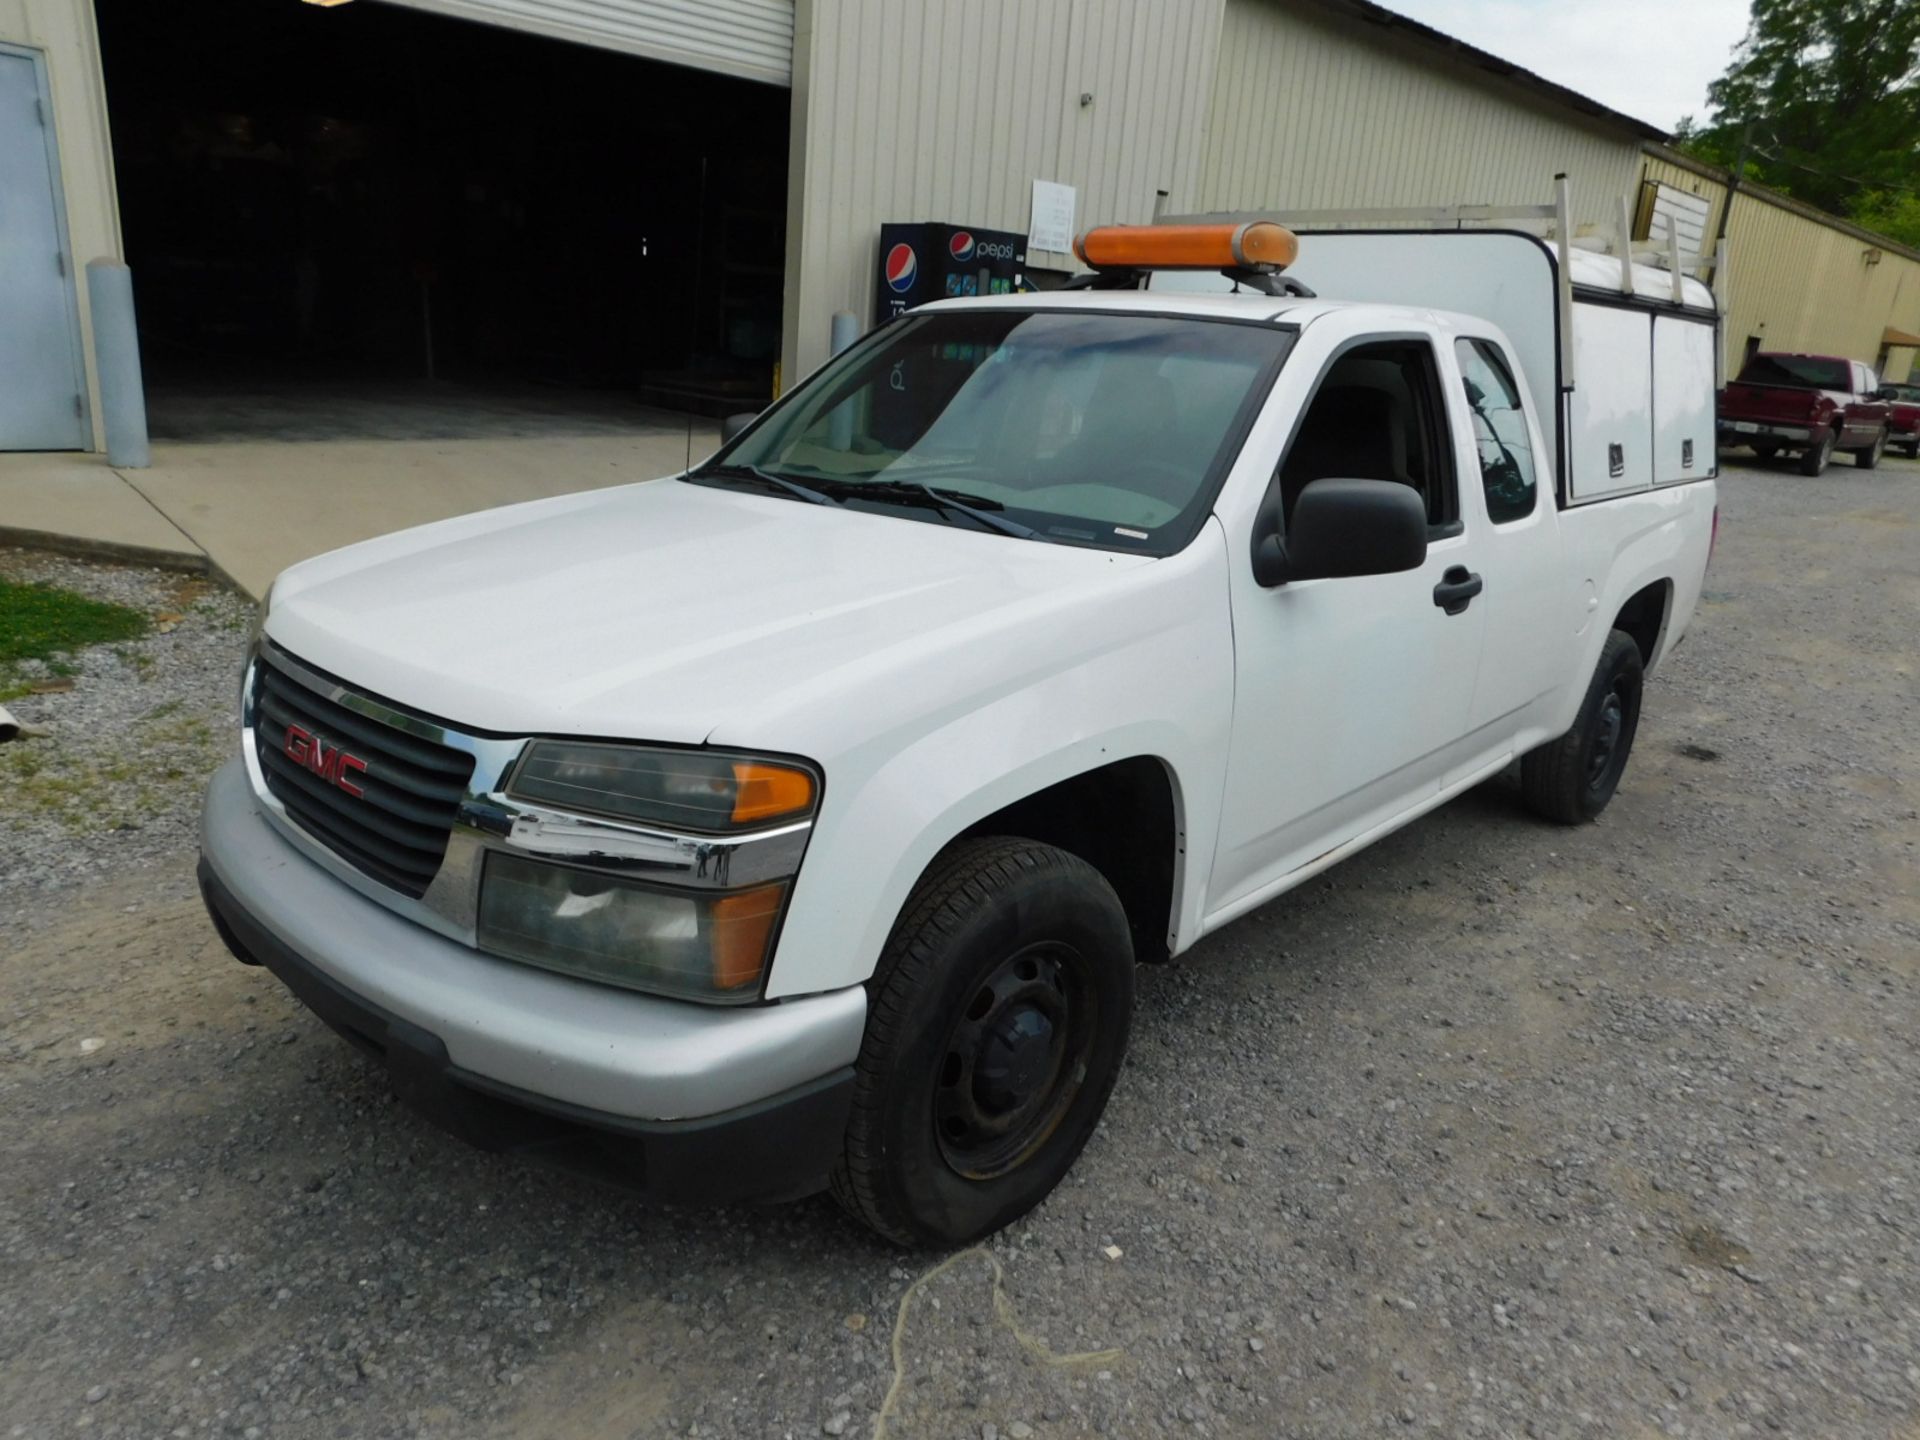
[{"left": 1433, "top": 565, "right": 1483, "bottom": 615}]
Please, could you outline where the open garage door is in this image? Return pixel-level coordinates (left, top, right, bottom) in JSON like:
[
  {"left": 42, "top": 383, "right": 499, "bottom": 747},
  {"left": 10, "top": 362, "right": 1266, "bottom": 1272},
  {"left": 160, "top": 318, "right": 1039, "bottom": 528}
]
[
  {"left": 93, "top": 0, "right": 789, "bottom": 442},
  {"left": 384, "top": 0, "right": 793, "bottom": 86}
]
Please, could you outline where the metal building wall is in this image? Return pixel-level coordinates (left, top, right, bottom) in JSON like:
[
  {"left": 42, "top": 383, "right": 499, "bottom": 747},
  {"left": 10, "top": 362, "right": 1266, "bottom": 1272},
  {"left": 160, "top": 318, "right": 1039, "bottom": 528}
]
[
  {"left": 1196, "top": 0, "right": 1645, "bottom": 226},
  {"left": 780, "top": 0, "right": 1227, "bottom": 382},
  {"left": 1642, "top": 148, "right": 1920, "bottom": 382},
  {"left": 0, "top": 0, "right": 121, "bottom": 451}
]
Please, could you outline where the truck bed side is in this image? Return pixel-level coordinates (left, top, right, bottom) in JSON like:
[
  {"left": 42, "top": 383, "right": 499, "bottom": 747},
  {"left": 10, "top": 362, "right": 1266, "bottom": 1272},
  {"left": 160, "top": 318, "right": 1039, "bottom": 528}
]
[{"left": 1537, "top": 479, "right": 1715, "bottom": 743}]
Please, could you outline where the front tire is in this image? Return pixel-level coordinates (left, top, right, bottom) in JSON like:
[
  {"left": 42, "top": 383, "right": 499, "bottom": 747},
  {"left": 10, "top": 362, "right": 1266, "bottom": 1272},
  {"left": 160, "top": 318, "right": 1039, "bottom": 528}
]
[
  {"left": 832, "top": 837, "right": 1135, "bottom": 1247},
  {"left": 1902, "top": 440, "right": 1920, "bottom": 460},
  {"left": 1854, "top": 426, "right": 1887, "bottom": 468},
  {"left": 1520, "top": 629, "right": 1645, "bottom": 824}
]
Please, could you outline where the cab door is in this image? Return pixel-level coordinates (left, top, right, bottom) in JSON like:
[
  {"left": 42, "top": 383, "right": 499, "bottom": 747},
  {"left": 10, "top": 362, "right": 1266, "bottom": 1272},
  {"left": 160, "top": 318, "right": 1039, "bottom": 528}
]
[
  {"left": 1207, "top": 332, "right": 1491, "bottom": 920},
  {"left": 1447, "top": 334, "right": 1565, "bottom": 760}
]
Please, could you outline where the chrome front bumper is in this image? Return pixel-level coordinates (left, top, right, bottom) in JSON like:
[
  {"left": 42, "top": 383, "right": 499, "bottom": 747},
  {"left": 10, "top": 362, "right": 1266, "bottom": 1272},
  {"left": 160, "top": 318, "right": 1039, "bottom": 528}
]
[{"left": 200, "top": 758, "right": 865, "bottom": 1121}]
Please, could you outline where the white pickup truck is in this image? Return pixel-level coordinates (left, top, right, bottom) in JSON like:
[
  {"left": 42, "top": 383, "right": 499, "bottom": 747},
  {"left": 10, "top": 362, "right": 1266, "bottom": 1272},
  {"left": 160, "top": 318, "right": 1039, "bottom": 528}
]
[{"left": 199, "top": 207, "right": 1719, "bottom": 1246}]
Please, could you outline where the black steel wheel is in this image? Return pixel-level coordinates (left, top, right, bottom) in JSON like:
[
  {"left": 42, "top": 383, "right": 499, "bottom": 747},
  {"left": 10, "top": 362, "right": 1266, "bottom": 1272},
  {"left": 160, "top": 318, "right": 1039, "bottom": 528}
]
[
  {"left": 932, "top": 941, "right": 1096, "bottom": 1180},
  {"left": 1520, "top": 628, "right": 1645, "bottom": 824},
  {"left": 1582, "top": 675, "right": 1634, "bottom": 802},
  {"left": 832, "top": 837, "right": 1134, "bottom": 1246}
]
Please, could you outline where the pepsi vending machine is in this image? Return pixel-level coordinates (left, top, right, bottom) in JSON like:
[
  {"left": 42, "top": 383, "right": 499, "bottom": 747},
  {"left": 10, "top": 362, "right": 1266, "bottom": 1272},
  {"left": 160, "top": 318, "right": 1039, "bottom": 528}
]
[{"left": 876, "top": 222, "right": 1028, "bottom": 324}]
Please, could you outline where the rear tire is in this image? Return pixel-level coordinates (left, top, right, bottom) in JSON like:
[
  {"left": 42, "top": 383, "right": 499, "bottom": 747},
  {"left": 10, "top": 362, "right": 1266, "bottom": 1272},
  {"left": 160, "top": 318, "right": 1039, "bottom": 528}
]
[
  {"left": 832, "top": 837, "right": 1135, "bottom": 1247},
  {"left": 1799, "top": 431, "right": 1834, "bottom": 476},
  {"left": 1903, "top": 440, "right": 1920, "bottom": 460},
  {"left": 1520, "top": 629, "right": 1644, "bottom": 825},
  {"left": 1854, "top": 426, "right": 1887, "bottom": 468}
]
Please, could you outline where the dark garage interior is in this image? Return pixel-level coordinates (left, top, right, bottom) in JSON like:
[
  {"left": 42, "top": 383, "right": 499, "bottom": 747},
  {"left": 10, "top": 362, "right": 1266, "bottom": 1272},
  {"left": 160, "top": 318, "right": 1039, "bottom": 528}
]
[{"left": 93, "top": 0, "right": 789, "bottom": 439}]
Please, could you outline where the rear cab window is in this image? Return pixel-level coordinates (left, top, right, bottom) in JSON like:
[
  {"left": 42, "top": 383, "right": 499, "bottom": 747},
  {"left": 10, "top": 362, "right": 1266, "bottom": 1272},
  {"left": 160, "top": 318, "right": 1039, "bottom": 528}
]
[
  {"left": 1738, "top": 355, "right": 1851, "bottom": 390},
  {"left": 1454, "top": 338, "right": 1538, "bottom": 524}
]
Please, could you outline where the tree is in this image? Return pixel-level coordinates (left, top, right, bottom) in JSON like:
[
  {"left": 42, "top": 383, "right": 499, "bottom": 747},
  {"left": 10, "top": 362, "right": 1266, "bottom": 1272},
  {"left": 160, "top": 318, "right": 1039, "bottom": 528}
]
[
  {"left": 1853, "top": 190, "right": 1920, "bottom": 248},
  {"left": 1680, "top": 0, "right": 1920, "bottom": 228}
]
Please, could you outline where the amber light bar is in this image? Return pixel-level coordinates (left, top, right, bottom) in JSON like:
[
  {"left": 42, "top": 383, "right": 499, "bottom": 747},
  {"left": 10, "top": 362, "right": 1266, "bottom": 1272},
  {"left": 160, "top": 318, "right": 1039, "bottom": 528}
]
[{"left": 1073, "top": 221, "right": 1300, "bottom": 273}]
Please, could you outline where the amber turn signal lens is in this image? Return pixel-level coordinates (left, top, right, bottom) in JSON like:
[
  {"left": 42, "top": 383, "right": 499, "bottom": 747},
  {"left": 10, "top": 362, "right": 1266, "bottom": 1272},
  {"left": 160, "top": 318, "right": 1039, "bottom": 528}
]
[
  {"left": 1073, "top": 220, "right": 1300, "bottom": 273},
  {"left": 711, "top": 882, "right": 786, "bottom": 990},
  {"left": 730, "top": 761, "right": 816, "bottom": 824}
]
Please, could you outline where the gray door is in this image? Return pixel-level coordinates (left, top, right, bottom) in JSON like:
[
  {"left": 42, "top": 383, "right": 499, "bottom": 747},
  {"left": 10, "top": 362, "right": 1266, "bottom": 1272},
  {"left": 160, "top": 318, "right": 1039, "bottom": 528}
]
[{"left": 0, "top": 46, "right": 88, "bottom": 451}]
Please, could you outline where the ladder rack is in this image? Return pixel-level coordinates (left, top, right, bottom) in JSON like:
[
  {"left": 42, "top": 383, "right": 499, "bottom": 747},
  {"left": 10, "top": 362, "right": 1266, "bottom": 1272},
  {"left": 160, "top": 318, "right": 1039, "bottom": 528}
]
[{"left": 1159, "top": 176, "right": 1728, "bottom": 392}]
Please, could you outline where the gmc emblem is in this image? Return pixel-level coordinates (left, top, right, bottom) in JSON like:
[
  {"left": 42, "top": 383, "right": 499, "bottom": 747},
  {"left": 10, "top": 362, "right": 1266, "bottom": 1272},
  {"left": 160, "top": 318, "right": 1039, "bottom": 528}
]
[{"left": 283, "top": 723, "right": 368, "bottom": 798}]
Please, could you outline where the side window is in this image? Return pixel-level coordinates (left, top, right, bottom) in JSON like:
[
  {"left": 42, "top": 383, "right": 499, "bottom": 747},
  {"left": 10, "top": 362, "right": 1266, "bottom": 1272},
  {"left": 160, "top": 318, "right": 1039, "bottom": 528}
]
[
  {"left": 1276, "top": 339, "right": 1458, "bottom": 535},
  {"left": 1454, "top": 339, "right": 1538, "bottom": 525},
  {"left": 1860, "top": 364, "right": 1880, "bottom": 397}
]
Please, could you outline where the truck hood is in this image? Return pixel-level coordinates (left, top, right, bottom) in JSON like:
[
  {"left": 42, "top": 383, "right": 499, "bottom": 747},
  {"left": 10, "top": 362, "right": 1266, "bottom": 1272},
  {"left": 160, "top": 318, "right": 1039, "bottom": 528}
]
[{"left": 264, "top": 477, "right": 1155, "bottom": 743}]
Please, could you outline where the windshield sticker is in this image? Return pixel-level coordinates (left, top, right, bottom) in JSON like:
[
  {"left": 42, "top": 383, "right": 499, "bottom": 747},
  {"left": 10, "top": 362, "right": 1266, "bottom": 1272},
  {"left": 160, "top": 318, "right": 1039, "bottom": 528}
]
[{"left": 1115, "top": 526, "right": 1149, "bottom": 539}]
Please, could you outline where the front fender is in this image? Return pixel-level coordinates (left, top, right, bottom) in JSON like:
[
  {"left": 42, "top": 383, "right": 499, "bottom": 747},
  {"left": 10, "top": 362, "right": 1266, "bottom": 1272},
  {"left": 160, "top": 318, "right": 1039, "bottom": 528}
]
[{"left": 761, "top": 523, "right": 1236, "bottom": 999}]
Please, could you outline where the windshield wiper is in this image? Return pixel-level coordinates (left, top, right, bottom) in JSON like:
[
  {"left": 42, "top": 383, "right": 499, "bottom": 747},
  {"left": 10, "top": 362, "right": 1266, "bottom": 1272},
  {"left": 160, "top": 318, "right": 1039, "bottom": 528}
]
[
  {"left": 840, "top": 479, "right": 1039, "bottom": 539},
  {"left": 696, "top": 462, "right": 835, "bottom": 506}
]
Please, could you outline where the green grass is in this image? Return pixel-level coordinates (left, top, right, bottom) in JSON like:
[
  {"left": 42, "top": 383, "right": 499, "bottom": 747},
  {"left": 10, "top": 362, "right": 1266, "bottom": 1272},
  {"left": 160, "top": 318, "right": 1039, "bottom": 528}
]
[{"left": 0, "top": 578, "right": 149, "bottom": 668}]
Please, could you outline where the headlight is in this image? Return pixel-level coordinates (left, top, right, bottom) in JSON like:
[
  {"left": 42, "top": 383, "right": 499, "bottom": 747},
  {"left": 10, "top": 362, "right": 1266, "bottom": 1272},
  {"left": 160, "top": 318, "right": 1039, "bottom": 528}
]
[
  {"left": 507, "top": 741, "right": 817, "bottom": 832},
  {"left": 485, "top": 742, "right": 820, "bottom": 1001},
  {"left": 478, "top": 853, "right": 786, "bottom": 1002}
]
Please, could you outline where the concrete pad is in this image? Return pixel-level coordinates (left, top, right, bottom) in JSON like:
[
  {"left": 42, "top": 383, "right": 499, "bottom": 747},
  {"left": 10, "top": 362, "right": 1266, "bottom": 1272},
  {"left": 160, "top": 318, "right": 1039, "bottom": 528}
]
[
  {"left": 0, "top": 452, "right": 206, "bottom": 571},
  {"left": 123, "top": 427, "right": 719, "bottom": 599}
]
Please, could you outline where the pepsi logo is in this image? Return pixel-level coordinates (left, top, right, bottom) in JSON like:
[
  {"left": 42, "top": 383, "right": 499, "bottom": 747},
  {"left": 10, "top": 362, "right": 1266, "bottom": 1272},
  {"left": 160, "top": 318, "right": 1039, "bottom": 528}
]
[
  {"left": 884, "top": 243, "right": 918, "bottom": 293},
  {"left": 949, "top": 231, "right": 976, "bottom": 262}
]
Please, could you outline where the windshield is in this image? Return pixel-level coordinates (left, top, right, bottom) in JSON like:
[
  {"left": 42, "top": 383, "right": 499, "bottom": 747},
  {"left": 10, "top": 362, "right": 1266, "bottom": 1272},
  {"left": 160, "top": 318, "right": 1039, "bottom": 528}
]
[
  {"left": 1886, "top": 384, "right": 1920, "bottom": 401},
  {"left": 1738, "top": 354, "right": 1850, "bottom": 390},
  {"left": 699, "top": 309, "right": 1291, "bottom": 554}
]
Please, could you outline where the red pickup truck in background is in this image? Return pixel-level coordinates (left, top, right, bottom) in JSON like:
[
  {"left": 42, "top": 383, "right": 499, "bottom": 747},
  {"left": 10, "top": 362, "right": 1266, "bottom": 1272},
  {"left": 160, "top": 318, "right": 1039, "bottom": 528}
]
[
  {"left": 1881, "top": 380, "right": 1920, "bottom": 459},
  {"left": 1717, "top": 352, "right": 1892, "bottom": 475}
]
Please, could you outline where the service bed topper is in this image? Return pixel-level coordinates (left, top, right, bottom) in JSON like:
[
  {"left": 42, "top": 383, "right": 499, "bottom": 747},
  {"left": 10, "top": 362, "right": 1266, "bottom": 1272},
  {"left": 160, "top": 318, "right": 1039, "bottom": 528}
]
[{"left": 201, "top": 215, "right": 1717, "bottom": 1245}]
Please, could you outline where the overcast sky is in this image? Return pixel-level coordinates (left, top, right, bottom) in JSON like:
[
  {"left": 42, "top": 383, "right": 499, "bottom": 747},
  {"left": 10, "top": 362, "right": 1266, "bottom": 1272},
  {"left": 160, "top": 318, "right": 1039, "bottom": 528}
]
[{"left": 1378, "top": 0, "right": 1752, "bottom": 133}]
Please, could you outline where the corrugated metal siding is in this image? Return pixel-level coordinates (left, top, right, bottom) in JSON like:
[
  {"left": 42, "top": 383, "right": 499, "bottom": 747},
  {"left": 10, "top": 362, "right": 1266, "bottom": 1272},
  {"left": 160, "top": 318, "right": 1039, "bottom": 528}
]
[
  {"left": 1640, "top": 152, "right": 1920, "bottom": 381},
  {"left": 381, "top": 0, "right": 793, "bottom": 86},
  {"left": 1197, "top": 0, "right": 1643, "bottom": 225},
  {"left": 782, "top": 0, "right": 1226, "bottom": 377},
  {"left": 1721, "top": 188, "right": 1920, "bottom": 382}
]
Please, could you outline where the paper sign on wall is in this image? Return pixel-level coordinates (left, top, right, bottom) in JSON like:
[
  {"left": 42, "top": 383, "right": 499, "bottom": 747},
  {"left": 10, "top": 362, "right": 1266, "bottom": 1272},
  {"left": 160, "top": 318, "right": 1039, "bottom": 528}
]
[{"left": 1029, "top": 180, "right": 1077, "bottom": 255}]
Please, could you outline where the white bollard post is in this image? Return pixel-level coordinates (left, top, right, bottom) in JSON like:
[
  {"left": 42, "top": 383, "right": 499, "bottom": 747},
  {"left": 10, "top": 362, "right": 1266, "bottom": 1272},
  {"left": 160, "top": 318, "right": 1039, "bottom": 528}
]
[{"left": 86, "top": 259, "right": 151, "bottom": 468}]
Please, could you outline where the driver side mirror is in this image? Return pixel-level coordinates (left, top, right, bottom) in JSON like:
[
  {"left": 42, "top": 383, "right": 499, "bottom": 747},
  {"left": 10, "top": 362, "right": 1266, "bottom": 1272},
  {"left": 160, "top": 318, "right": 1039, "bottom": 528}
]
[
  {"left": 1875, "top": 387, "right": 1900, "bottom": 401},
  {"left": 1251, "top": 478, "right": 1429, "bottom": 588},
  {"left": 722, "top": 411, "right": 758, "bottom": 444}
]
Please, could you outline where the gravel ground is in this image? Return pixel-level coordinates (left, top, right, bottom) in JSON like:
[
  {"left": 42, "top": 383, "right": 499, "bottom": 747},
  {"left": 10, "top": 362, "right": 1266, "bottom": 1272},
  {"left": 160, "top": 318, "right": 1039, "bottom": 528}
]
[
  {"left": 0, "top": 551, "right": 252, "bottom": 932},
  {"left": 2, "top": 457, "right": 1917, "bottom": 1440}
]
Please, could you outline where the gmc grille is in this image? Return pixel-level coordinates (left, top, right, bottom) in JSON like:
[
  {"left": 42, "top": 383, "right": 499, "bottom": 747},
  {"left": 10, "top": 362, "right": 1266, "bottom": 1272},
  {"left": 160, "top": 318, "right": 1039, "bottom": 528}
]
[{"left": 252, "top": 656, "right": 476, "bottom": 899}]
